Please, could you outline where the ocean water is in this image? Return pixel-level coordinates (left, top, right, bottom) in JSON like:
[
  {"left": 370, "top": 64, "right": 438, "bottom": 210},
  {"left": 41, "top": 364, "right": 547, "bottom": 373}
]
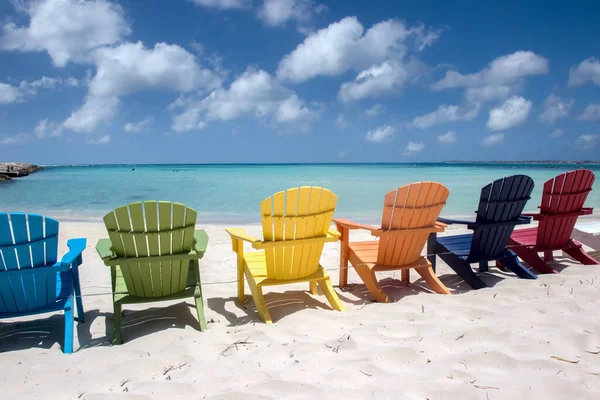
[{"left": 1, "top": 163, "right": 599, "bottom": 224}]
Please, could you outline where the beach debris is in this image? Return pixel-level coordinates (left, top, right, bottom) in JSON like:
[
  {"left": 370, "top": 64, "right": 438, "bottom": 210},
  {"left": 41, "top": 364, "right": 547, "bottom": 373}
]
[
  {"left": 421, "top": 305, "right": 425, "bottom": 313},
  {"left": 551, "top": 356, "right": 580, "bottom": 364},
  {"left": 359, "top": 370, "right": 372, "bottom": 377},
  {"left": 220, "top": 336, "right": 254, "bottom": 357},
  {"left": 474, "top": 385, "right": 499, "bottom": 390},
  {"left": 584, "top": 347, "right": 600, "bottom": 355},
  {"left": 325, "top": 343, "right": 340, "bottom": 353},
  {"left": 120, "top": 378, "right": 131, "bottom": 387},
  {"left": 459, "top": 361, "right": 468, "bottom": 370},
  {"left": 455, "top": 333, "right": 465, "bottom": 341}
]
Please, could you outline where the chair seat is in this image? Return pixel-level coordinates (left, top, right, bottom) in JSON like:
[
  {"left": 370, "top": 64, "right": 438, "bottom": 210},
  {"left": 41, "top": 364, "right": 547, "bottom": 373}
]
[
  {"left": 436, "top": 234, "right": 473, "bottom": 259},
  {"left": 243, "top": 251, "right": 329, "bottom": 286},
  {"left": 509, "top": 227, "right": 539, "bottom": 245},
  {"left": 114, "top": 262, "right": 198, "bottom": 304},
  {"left": 348, "top": 240, "right": 430, "bottom": 271}
]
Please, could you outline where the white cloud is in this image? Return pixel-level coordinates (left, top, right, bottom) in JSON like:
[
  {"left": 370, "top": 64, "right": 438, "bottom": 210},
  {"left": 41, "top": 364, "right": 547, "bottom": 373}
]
[
  {"left": 63, "top": 96, "right": 119, "bottom": 133},
  {"left": 434, "top": 51, "right": 547, "bottom": 103},
  {"left": 578, "top": 104, "right": 600, "bottom": 121},
  {"left": 124, "top": 117, "right": 153, "bottom": 133},
  {"left": 482, "top": 133, "right": 504, "bottom": 146},
  {"left": 89, "top": 41, "right": 222, "bottom": 98},
  {"left": 550, "top": 129, "right": 564, "bottom": 138},
  {"left": 403, "top": 141, "right": 424, "bottom": 155},
  {"left": 277, "top": 16, "right": 434, "bottom": 82},
  {"left": 487, "top": 96, "right": 532, "bottom": 131},
  {"left": 338, "top": 59, "right": 426, "bottom": 102},
  {"left": 465, "top": 85, "right": 516, "bottom": 102},
  {"left": 258, "top": 0, "right": 313, "bottom": 27},
  {"left": 433, "top": 51, "right": 548, "bottom": 90},
  {"left": 365, "top": 125, "right": 395, "bottom": 143},
  {"left": 0, "top": 133, "right": 29, "bottom": 145},
  {"left": 0, "top": 0, "right": 130, "bottom": 67},
  {"left": 88, "top": 134, "right": 111, "bottom": 145},
  {"left": 335, "top": 114, "right": 348, "bottom": 129},
  {"left": 568, "top": 58, "right": 600, "bottom": 87},
  {"left": 576, "top": 134, "right": 599, "bottom": 150},
  {"left": 437, "top": 131, "right": 457, "bottom": 144},
  {"left": 61, "top": 41, "right": 222, "bottom": 133},
  {"left": 539, "top": 94, "right": 573, "bottom": 123},
  {"left": 0, "top": 82, "right": 19, "bottom": 104},
  {"left": 412, "top": 103, "right": 480, "bottom": 129},
  {"left": 170, "top": 68, "right": 317, "bottom": 132},
  {"left": 364, "top": 104, "right": 385, "bottom": 118},
  {"left": 66, "top": 77, "right": 79, "bottom": 87},
  {"left": 34, "top": 119, "right": 62, "bottom": 139},
  {"left": 188, "top": 0, "right": 250, "bottom": 9},
  {"left": 0, "top": 76, "right": 77, "bottom": 104},
  {"left": 337, "top": 150, "right": 349, "bottom": 159}
]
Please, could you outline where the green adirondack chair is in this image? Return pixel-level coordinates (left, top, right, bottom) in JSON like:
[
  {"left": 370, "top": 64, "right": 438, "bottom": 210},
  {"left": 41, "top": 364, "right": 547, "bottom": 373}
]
[{"left": 96, "top": 201, "right": 208, "bottom": 344}]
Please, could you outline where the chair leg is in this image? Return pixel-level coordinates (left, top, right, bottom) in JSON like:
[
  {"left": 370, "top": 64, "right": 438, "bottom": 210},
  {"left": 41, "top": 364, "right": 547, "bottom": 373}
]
[
  {"left": 194, "top": 286, "right": 208, "bottom": 331},
  {"left": 500, "top": 251, "right": 537, "bottom": 279},
  {"left": 72, "top": 273, "right": 85, "bottom": 323},
  {"left": 63, "top": 297, "right": 74, "bottom": 354},
  {"left": 246, "top": 273, "right": 272, "bottom": 324},
  {"left": 317, "top": 278, "right": 345, "bottom": 311},
  {"left": 237, "top": 261, "right": 246, "bottom": 304},
  {"left": 544, "top": 251, "right": 554, "bottom": 262},
  {"left": 414, "top": 266, "right": 451, "bottom": 294},
  {"left": 354, "top": 264, "right": 389, "bottom": 302},
  {"left": 512, "top": 247, "right": 557, "bottom": 274},
  {"left": 113, "top": 302, "right": 122, "bottom": 345},
  {"left": 309, "top": 281, "right": 318, "bottom": 295},
  {"left": 439, "top": 253, "right": 487, "bottom": 289},
  {"left": 563, "top": 241, "right": 600, "bottom": 265},
  {"left": 401, "top": 269, "right": 410, "bottom": 284}
]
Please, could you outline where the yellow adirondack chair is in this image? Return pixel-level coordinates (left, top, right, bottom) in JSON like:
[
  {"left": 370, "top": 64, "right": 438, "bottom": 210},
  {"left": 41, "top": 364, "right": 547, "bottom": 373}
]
[
  {"left": 226, "top": 187, "right": 344, "bottom": 323},
  {"left": 334, "top": 182, "right": 451, "bottom": 303}
]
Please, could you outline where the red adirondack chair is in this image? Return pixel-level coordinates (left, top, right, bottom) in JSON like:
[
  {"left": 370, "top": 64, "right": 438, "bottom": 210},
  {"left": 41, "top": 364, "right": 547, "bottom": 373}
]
[{"left": 507, "top": 169, "right": 599, "bottom": 273}]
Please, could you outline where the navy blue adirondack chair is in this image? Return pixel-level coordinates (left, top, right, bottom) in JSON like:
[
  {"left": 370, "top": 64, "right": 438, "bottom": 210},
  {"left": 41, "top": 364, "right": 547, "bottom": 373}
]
[
  {"left": 0, "top": 213, "right": 86, "bottom": 354},
  {"left": 427, "top": 175, "right": 538, "bottom": 289}
]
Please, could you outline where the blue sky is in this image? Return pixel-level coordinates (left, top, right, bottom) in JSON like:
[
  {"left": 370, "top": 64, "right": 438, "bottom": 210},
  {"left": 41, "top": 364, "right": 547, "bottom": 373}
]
[{"left": 0, "top": 0, "right": 599, "bottom": 164}]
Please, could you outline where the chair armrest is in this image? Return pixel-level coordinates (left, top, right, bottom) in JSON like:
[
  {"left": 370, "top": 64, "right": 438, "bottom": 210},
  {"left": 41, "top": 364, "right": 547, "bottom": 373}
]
[
  {"left": 193, "top": 229, "right": 209, "bottom": 254},
  {"left": 526, "top": 208, "right": 594, "bottom": 221},
  {"left": 59, "top": 238, "right": 87, "bottom": 266},
  {"left": 96, "top": 238, "right": 114, "bottom": 262},
  {"left": 437, "top": 217, "right": 476, "bottom": 225},
  {"left": 333, "top": 218, "right": 379, "bottom": 233},
  {"left": 226, "top": 228, "right": 261, "bottom": 244},
  {"left": 515, "top": 216, "right": 532, "bottom": 225},
  {"left": 327, "top": 228, "right": 341, "bottom": 240}
]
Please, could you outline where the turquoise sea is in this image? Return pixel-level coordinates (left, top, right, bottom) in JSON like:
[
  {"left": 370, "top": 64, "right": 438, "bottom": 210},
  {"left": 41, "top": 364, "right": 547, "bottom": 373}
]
[{"left": 2, "top": 164, "right": 599, "bottom": 223}]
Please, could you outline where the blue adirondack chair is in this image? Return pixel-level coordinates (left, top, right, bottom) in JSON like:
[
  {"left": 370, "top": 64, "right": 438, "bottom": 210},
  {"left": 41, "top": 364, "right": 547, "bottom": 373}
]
[
  {"left": 427, "top": 175, "right": 538, "bottom": 289},
  {"left": 0, "top": 213, "right": 86, "bottom": 354}
]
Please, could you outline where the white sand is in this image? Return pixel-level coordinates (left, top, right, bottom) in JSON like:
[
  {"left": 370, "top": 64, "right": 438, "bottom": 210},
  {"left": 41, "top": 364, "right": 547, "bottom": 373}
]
[{"left": 1, "top": 221, "right": 599, "bottom": 399}]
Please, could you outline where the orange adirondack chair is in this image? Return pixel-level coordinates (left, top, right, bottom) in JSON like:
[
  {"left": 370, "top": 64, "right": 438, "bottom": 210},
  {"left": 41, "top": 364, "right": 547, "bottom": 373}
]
[{"left": 334, "top": 182, "right": 451, "bottom": 303}]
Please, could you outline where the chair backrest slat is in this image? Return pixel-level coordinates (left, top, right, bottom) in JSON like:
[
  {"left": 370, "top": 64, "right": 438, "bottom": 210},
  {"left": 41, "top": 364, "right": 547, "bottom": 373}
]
[
  {"left": 260, "top": 187, "right": 337, "bottom": 280},
  {"left": 536, "top": 169, "right": 595, "bottom": 247},
  {"left": 469, "top": 175, "right": 534, "bottom": 261},
  {"left": 377, "top": 182, "right": 449, "bottom": 267}
]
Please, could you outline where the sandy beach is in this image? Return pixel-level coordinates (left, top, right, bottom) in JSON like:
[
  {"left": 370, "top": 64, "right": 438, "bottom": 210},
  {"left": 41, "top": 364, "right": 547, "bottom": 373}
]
[{"left": 0, "top": 220, "right": 598, "bottom": 399}]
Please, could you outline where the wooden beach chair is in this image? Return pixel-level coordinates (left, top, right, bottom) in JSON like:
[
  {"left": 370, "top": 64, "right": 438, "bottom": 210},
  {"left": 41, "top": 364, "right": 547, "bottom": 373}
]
[
  {"left": 96, "top": 201, "right": 208, "bottom": 344},
  {"left": 508, "top": 169, "right": 599, "bottom": 273},
  {"left": 429, "top": 175, "right": 537, "bottom": 289},
  {"left": 0, "top": 212, "right": 86, "bottom": 354},
  {"left": 226, "top": 187, "right": 344, "bottom": 323},
  {"left": 334, "top": 182, "right": 451, "bottom": 303}
]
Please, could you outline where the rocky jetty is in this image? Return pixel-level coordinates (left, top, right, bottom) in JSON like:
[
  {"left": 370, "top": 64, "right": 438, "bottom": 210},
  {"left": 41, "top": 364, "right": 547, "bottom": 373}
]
[{"left": 0, "top": 162, "right": 43, "bottom": 181}]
